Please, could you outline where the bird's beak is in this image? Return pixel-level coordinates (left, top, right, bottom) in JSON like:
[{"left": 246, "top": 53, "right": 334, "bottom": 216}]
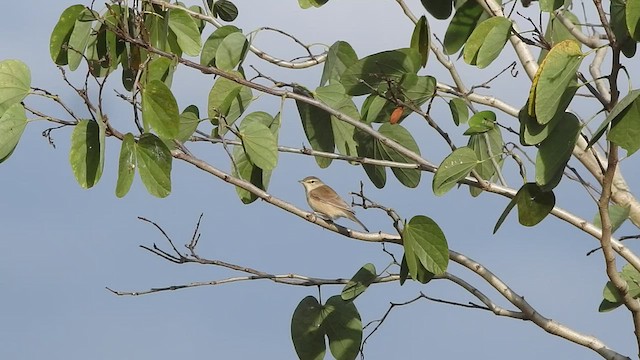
[{"left": 297, "top": 179, "right": 303, "bottom": 183}]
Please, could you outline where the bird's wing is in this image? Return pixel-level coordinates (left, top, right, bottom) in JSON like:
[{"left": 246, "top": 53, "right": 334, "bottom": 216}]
[{"left": 310, "top": 187, "right": 353, "bottom": 214}]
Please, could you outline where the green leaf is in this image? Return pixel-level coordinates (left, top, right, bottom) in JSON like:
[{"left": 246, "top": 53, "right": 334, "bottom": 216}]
[
  {"left": 0, "top": 60, "right": 30, "bottom": 115},
  {"left": 627, "top": 0, "right": 640, "bottom": 40},
  {"left": 323, "top": 296, "right": 362, "bottom": 360},
  {"left": 493, "top": 193, "right": 518, "bottom": 234},
  {"left": 589, "top": 90, "right": 640, "bottom": 148},
  {"left": 410, "top": 16, "right": 430, "bottom": 68},
  {"left": 145, "top": 57, "right": 175, "bottom": 86},
  {"left": 69, "top": 120, "right": 105, "bottom": 189},
  {"left": 361, "top": 94, "right": 395, "bottom": 124},
  {"left": 176, "top": 105, "right": 200, "bottom": 143},
  {"left": 464, "top": 110, "right": 496, "bottom": 135},
  {"left": 291, "top": 296, "right": 326, "bottom": 360},
  {"left": 468, "top": 126, "right": 504, "bottom": 197},
  {"left": 517, "top": 183, "right": 555, "bottom": 226},
  {"left": 142, "top": 80, "right": 180, "bottom": 139},
  {"left": 449, "top": 98, "right": 469, "bottom": 126},
  {"left": 400, "top": 74, "right": 437, "bottom": 107},
  {"left": 340, "top": 48, "right": 421, "bottom": 96},
  {"left": 231, "top": 145, "right": 270, "bottom": 204},
  {"left": 297, "top": 0, "right": 329, "bottom": 8},
  {"left": 600, "top": 264, "right": 640, "bottom": 312},
  {"left": 232, "top": 112, "right": 276, "bottom": 203},
  {"left": 341, "top": 263, "right": 377, "bottom": 301},
  {"left": 494, "top": 183, "right": 555, "bottom": 231},
  {"left": 116, "top": 133, "right": 136, "bottom": 198},
  {"left": 599, "top": 298, "right": 621, "bottom": 312},
  {"left": 136, "top": 133, "right": 172, "bottom": 198},
  {"left": 354, "top": 128, "right": 386, "bottom": 188},
  {"left": 535, "top": 112, "right": 580, "bottom": 191},
  {"left": 529, "top": 40, "right": 583, "bottom": 124},
  {"left": 295, "top": 85, "right": 334, "bottom": 168},
  {"left": 239, "top": 121, "right": 278, "bottom": 170},
  {"left": 611, "top": 0, "right": 637, "bottom": 58},
  {"left": 168, "top": 8, "right": 202, "bottom": 56},
  {"left": 0, "top": 103, "right": 27, "bottom": 163},
  {"left": 399, "top": 254, "right": 433, "bottom": 285},
  {"left": 608, "top": 95, "right": 640, "bottom": 155},
  {"left": 421, "top": 0, "right": 453, "bottom": 19},
  {"left": 200, "top": 26, "right": 241, "bottom": 66},
  {"left": 215, "top": 32, "right": 248, "bottom": 71},
  {"left": 540, "top": 0, "right": 564, "bottom": 12},
  {"left": 402, "top": 215, "right": 449, "bottom": 275},
  {"left": 213, "top": 0, "right": 239, "bottom": 22},
  {"left": 539, "top": 10, "right": 582, "bottom": 61},
  {"left": 463, "top": 17, "right": 511, "bottom": 68},
  {"left": 593, "top": 204, "right": 630, "bottom": 234},
  {"left": 67, "top": 8, "right": 95, "bottom": 71},
  {"left": 316, "top": 84, "right": 359, "bottom": 157},
  {"left": 188, "top": 5, "right": 207, "bottom": 33},
  {"left": 50, "top": 5, "right": 86, "bottom": 65},
  {"left": 208, "top": 72, "right": 253, "bottom": 131},
  {"left": 443, "top": 0, "right": 485, "bottom": 54},
  {"left": 378, "top": 123, "right": 421, "bottom": 188},
  {"left": 432, "top": 146, "right": 479, "bottom": 196},
  {"left": 321, "top": 41, "right": 358, "bottom": 86}
]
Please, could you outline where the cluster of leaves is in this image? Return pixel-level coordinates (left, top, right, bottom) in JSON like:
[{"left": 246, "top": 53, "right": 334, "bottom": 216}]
[{"left": 4, "top": 0, "right": 640, "bottom": 358}]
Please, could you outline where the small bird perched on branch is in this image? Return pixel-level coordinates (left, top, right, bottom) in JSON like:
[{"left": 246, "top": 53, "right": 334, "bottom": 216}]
[{"left": 299, "top": 176, "right": 369, "bottom": 232}]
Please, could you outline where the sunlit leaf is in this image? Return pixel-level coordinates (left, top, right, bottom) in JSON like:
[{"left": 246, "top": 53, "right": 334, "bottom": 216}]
[
  {"left": 0, "top": 60, "right": 30, "bottom": 115},
  {"left": 168, "top": 8, "right": 202, "bottom": 56},
  {"left": 201, "top": 25, "right": 241, "bottom": 66},
  {"left": 208, "top": 72, "right": 252, "bottom": 132},
  {"left": 463, "top": 110, "right": 495, "bottom": 135},
  {"left": 463, "top": 17, "right": 511, "bottom": 68},
  {"left": 529, "top": 40, "right": 583, "bottom": 124},
  {"left": 0, "top": 103, "right": 27, "bottom": 163},
  {"left": 239, "top": 121, "right": 278, "bottom": 170},
  {"left": 67, "top": 8, "right": 96, "bottom": 71},
  {"left": 176, "top": 105, "right": 200, "bottom": 142},
  {"left": 215, "top": 32, "right": 248, "bottom": 71},
  {"left": 142, "top": 80, "right": 180, "bottom": 139},
  {"left": 403, "top": 215, "right": 449, "bottom": 275},
  {"left": 627, "top": 0, "right": 640, "bottom": 40},
  {"left": 50, "top": 5, "right": 86, "bottom": 65},
  {"left": 69, "top": 120, "right": 105, "bottom": 189}
]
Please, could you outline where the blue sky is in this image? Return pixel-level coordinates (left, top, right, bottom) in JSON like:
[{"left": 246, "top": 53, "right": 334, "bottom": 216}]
[{"left": 1, "top": 1, "right": 637, "bottom": 359}]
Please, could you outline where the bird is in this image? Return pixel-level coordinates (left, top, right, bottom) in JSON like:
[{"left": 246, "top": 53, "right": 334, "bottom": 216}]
[{"left": 298, "top": 176, "right": 369, "bottom": 232}]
